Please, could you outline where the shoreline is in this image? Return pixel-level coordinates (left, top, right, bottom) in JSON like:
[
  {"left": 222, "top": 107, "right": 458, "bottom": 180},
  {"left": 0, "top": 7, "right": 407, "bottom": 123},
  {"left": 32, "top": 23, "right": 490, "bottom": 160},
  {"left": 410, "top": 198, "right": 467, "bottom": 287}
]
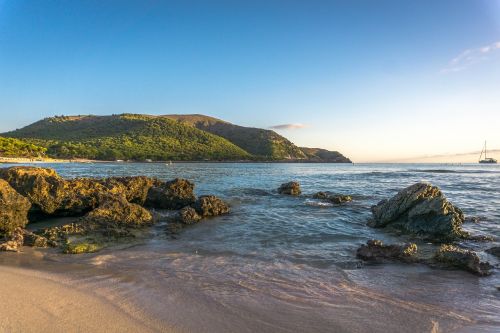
[
  {"left": 0, "top": 263, "right": 171, "bottom": 333},
  {"left": 0, "top": 156, "right": 353, "bottom": 164}
]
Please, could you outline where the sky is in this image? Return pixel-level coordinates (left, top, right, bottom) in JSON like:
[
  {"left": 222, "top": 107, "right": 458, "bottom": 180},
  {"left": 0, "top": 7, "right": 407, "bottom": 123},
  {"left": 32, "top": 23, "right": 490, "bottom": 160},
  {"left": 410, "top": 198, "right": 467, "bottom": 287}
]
[{"left": 0, "top": 0, "right": 499, "bottom": 162}]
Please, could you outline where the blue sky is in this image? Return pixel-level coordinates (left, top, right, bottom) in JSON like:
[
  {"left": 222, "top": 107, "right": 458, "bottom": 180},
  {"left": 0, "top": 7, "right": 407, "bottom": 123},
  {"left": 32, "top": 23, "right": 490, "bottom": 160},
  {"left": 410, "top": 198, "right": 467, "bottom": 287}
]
[{"left": 0, "top": 0, "right": 499, "bottom": 162}]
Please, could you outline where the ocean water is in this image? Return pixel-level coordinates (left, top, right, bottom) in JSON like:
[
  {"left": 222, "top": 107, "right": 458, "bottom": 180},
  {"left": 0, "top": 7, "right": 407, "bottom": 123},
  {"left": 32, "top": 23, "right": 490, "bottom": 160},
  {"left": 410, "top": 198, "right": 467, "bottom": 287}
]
[{"left": 1, "top": 163, "right": 499, "bottom": 332}]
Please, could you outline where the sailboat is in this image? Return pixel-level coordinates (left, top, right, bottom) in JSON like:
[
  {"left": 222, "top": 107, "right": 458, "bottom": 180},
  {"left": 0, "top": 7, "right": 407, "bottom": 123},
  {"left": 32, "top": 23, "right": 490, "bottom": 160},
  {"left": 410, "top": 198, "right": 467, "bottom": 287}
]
[{"left": 479, "top": 141, "right": 497, "bottom": 164}]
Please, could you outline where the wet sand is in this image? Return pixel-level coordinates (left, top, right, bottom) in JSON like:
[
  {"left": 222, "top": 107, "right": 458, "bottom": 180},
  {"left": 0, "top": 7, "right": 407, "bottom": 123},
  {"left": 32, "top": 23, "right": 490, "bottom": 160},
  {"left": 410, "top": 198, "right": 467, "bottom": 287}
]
[{"left": 0, "top": 265, "right": 171, "bottom": 333}]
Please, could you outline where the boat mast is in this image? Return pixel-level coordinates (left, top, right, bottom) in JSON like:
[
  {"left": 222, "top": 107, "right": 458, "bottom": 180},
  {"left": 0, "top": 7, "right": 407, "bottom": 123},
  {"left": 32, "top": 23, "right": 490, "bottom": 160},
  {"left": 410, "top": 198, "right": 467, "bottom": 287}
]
[{"left": 485, "top": 141, "right": 487, "bottom": 159}]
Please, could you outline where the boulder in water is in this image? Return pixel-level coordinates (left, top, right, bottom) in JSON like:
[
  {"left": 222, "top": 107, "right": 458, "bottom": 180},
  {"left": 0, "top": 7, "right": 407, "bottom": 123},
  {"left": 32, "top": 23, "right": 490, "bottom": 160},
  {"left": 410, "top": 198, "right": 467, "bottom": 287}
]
[
  {"left": 369, "top": 183, "right": 466, "bottom": 241},
  {"left": 313, "top": 192, "right": 352, "bottom": 204},
  {"left": 434, "top": 244, "right": 492, "bottom": 276},
  {"left": 0, "top": 179, "right": 31, "bottom": 235},
  {"left": 193, "top": 195, "right": 230, "bottom": 217},
  {"left": 356, "top": 239, "right": 418, "bottom": 263},
  {"left": 278, "top": 181, "right": 301, "bottom": 196},
  {"left": 177, "top": 207, "right": 202, "bottom": 224}
]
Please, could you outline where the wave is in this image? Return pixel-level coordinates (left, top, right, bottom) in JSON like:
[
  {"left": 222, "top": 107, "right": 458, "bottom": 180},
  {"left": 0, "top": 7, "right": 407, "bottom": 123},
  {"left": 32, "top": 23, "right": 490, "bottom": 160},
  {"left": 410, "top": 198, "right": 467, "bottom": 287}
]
[{"left": 409, "top": 169, "right": 500, "bottom": 174}]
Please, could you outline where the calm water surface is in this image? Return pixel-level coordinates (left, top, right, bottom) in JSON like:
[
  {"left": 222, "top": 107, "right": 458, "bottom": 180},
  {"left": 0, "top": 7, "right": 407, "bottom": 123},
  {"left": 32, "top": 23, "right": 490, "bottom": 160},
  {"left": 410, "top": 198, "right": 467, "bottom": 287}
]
[{"left": 1, "top": 163, "right": 499, "bottom": 332}]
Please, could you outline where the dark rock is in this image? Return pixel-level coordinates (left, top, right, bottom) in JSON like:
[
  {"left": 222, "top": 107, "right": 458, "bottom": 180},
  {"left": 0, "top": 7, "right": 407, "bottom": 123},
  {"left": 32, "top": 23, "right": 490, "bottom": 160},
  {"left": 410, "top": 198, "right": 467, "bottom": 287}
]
[
  {"left": 0, "top": 179, "right": 31, "bottom": 235},
  {"left": 278, "top": 181, "right": 301, "bottom": 195},
  {"left": 313, "top": 192, "right": 352, "bottom": 204},
  {"left": 145, "top": 178, "right": 195, "bottom": 209},
  {"left": 486, "top": 246, "right": 500, "bottom": 258},
  {"left": 369, "top": 183, "right": 466, "bottom": 241},
  {"left": 0, "top": 166, "right": 65, "bottom": 214},
  {"left": 23, "top": 230, "right": 49, "bottom": 248},
  {"left": 178, "top": 207, "right": 202, "bottom": 224},
  {"left": 193, "top": 195, "right": 230, "bottom": 217},
  {"left": 356, "top": 239, "right": 418, "bottom": 263},
  {"left": 0, "top": 227, "right": 24, "bottom": 252},
  {"left": 39, "top": 223, "right": 86, "bottom": 246},
  {"left": 434, "top": 245, "right": 492, "bottom": 276}
]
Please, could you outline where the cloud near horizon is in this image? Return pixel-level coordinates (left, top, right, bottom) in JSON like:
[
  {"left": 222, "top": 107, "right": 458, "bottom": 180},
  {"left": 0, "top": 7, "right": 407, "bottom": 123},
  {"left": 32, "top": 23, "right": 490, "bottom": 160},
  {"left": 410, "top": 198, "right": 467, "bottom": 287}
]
[
  {"left": 269, "top": 123, "right": 307, "bottom": 130},
  {"left": 441, "top": 41, "right": 500, "bottom": 73}
]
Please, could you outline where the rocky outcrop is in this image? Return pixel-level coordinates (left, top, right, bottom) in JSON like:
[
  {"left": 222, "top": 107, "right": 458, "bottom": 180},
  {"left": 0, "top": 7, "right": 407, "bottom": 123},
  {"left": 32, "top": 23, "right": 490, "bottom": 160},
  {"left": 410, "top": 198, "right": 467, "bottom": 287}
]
[
  {"left": 313, "top": 192, "right": 352, "bottom": 204},
  {"left": 177, "top": 207, "right": 202, "bottom": 224},
  {"left": 101, "top": 176, "right": 155, "bottom": 205},
  {"left": 193, "top": 195, "right": 230, "bottom": 217},
  {"left": 0, "top": 179, "right": 31, "bottom": 235},
  {"left": 0, "top": 227, "right": 24, "bottom": 252},
  {"left": 356, "top": 240, "right": 418, "bottom": 263},
  {"left": 369, "top": 183, "right": 466, "bottom": 241},
  {"left": 83, "top": 196, "right": 153, "bottom": 227},
  {"left": 145, "top": 178, "right": 196, "bottom": 209},
  {"left": 0, "top": 166, "right": 65, "bottom": 214},
  {"left": 434, "top": 245, "right": 492, "bottom": 276},
  {"left": 278, "top": 181, "right": 301, "bottom": 196},
  {"left": 38, "top": 223, "right": 85, "bottom": 247},
  {"left": 0, "top": 166, "right": 229, "bottom": 253},
  {"left": 23, "top": 230, "right": 49, "bottom": 248}
]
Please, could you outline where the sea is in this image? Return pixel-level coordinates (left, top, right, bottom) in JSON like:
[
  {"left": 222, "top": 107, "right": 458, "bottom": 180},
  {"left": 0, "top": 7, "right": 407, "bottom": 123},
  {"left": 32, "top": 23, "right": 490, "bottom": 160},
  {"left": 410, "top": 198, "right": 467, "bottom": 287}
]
[{"left": 1, "top": 162, "right": 499, "bottom": 332}]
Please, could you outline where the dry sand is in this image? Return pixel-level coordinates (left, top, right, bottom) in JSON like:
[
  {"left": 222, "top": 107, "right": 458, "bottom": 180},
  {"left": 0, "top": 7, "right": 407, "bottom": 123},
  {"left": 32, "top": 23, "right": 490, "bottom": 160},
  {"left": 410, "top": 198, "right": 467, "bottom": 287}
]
[{"left": 0, "top": 266, "right": 173, "bottom": 333}]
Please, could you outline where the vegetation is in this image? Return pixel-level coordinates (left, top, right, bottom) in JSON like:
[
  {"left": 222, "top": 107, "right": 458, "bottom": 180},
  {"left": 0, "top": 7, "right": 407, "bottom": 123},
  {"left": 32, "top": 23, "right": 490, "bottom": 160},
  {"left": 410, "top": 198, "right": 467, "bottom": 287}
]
[
  {"left": 0, "top": 136, "right": 47, "bottom": 158},
  {"left": 4, "top": 114, "right": 250, "bottom": 161},
  {"left": 300, "top": 147, "right": 352, "bottom": 163},
  {"left": 2, "top": 113, "right": 351, "bottom": 162},
  {"left": 164, "top": 114, "right": 307, "bottom": 159}
]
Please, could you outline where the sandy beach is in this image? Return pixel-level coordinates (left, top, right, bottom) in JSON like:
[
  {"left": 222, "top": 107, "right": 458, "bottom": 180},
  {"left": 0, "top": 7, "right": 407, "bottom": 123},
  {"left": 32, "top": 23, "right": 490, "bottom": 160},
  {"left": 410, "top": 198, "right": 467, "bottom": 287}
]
[
  {"left": 0, "top": 157, "right": 95, "bottom": 164},
  {"left": 0, "top": 265, "right": 170, "bottom": 333}
]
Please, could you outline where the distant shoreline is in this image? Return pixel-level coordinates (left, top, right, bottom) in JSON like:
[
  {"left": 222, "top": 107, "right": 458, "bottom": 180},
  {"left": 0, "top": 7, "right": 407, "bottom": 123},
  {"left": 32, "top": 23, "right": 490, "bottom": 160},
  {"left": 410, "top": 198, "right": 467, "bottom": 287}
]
[{"left": 0, "top": 156, "right": 353, "bottom": 164}]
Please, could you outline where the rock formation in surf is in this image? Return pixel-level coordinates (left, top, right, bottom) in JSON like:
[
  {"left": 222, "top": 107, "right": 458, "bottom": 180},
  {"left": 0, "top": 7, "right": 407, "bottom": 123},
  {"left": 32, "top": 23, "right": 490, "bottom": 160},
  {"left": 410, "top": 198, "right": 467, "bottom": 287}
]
[
  {"left": 369, "top": 183, "right": 466, "bottom": 241},
  {"left": 278, "top": 181, "right": 301, "bottom": 196},
  {"left": 0, "top": 166, "right": 229, "bottom": 253}
]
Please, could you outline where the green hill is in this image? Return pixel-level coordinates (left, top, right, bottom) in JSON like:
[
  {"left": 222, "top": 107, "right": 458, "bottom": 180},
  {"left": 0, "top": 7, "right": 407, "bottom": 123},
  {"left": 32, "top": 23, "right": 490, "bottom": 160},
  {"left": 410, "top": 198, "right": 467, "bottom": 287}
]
[
  {"left": 300, "top": 147, "right": 351, "bottom": 163},
  {"left": 163, "top": 114, "right": 306, "bottom": 159},
  {"left": 3, "top": 114, "right": 250, "bottom": 161},
  {"left": 0, "top": 137, "right": 47, "bottom": 158},
  {"left": 2, "top": 113, "right": 351, "bottom": 162}
]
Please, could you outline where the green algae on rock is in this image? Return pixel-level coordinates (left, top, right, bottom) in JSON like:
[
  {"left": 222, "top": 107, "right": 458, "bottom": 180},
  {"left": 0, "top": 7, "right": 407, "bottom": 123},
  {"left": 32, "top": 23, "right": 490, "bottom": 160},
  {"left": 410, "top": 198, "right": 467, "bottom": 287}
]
[{"left": 63, "top": 241, "right": 102, "bottom": 254}]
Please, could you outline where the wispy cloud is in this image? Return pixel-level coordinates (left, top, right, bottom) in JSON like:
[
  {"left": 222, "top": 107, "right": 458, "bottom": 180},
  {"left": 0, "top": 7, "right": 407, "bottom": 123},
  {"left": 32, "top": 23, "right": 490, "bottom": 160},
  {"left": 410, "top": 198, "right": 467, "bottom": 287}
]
[
  {"left": 269, "top": 123, "right": 307, "bottom": 130},
  {"left": 441, "top": 41, "right": 500, "bottom": 73}
]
